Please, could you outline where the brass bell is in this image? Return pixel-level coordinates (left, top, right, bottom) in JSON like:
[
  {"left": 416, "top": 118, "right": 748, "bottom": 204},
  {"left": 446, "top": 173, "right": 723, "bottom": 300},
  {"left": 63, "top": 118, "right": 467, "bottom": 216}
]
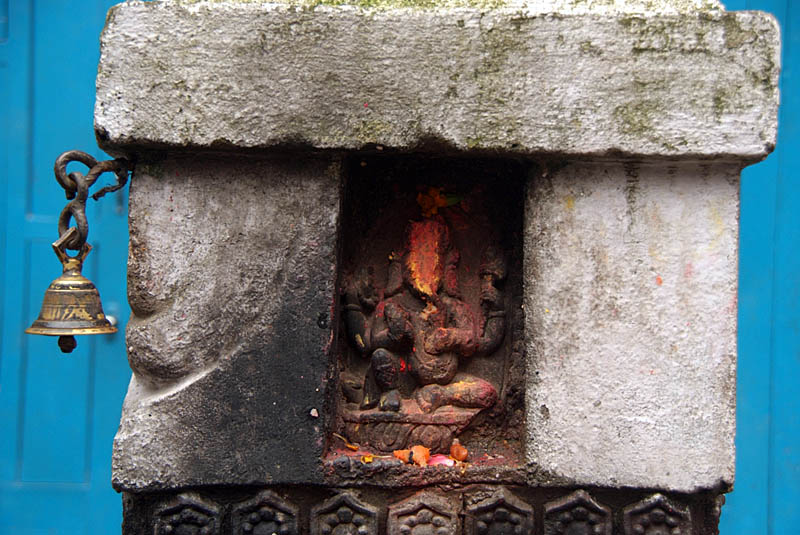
[
  {"left": 26, "top": 150, "right": 130, "bottom": 353},
  {"left": 26, "top": 236, "right": 116, "bottom": 353}
]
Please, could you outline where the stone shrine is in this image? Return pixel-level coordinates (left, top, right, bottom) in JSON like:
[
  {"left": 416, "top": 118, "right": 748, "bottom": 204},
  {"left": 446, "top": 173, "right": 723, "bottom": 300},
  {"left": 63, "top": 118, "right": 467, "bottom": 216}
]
[{"left": 95, "top": 0, "right": 780, "bottom": 533}]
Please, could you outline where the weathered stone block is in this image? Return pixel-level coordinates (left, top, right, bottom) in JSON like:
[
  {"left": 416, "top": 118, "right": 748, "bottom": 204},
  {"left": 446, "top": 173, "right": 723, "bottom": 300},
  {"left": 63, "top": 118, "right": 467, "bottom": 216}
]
[
  {"left": 524, "top": 162, "right": 739, "bottom": 492},
  {"left": 95, "top": 2, "right": 778, "bottom": 161},
  {"left": 113, "top": 156, "right": 340, "bottom": 490}
]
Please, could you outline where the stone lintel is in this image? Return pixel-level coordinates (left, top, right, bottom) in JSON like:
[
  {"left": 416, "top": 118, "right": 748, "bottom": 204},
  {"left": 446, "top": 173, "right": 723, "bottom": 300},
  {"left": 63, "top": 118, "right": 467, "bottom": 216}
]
[{"left": 96, "top": 2, "right": 778, "bottom": 162}]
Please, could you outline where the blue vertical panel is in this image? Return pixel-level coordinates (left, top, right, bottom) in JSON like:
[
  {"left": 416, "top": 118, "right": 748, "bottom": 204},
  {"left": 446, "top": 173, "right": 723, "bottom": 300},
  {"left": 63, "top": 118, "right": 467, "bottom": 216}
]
[
  {"left": 0, "top": 0, "right": 131, "bottom": 533},
  {"left": 720, "top": 2, "right": 777, "bottom": 533},
  {"left": 30, "top": 0, "right": 111, "bottom": 218},
  {"left": 0, "top": 0, "right": 33, "bottom": 488},
  {"left": 0, "top": 0, "right": 8, "bottom": 42},
  {"left": 768, "top": 3, "right": 800, "bottom": 530},
  {"left": 721, "top": 1, "right": 800, "bottom": 534},
  {"left": 0, "top": 4, "right": 7, "bottom": 446}
]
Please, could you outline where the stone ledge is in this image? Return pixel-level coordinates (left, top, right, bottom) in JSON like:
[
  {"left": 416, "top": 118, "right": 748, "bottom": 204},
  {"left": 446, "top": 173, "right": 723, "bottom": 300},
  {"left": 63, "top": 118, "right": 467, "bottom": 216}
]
[{"left": 96, "top": 2, "right": 778, "bottom": 161}]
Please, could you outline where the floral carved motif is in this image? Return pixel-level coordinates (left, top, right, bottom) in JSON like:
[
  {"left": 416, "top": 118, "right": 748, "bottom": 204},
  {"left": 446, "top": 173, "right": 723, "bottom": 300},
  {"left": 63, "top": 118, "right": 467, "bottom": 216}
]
[
  {"left": 465, "top": 487, "right": 534, "bottom": 535},
  {"left": 623, "top": 494, "right": 692, "bottom": 535},
  {"left": 155, "top": 493, "right": 220, "bottom": 535},
  {"left": 311, "top": 493, "right": 378, "bottom": 535},
  {"left": 387, "top": 490, "right": 459, "bottom": 535},
  {"left": 544, "top": 490, "right": 612, "bottom": 535},
  {"left": 232, "top": 490, "right": 299, "bottom": 535}
]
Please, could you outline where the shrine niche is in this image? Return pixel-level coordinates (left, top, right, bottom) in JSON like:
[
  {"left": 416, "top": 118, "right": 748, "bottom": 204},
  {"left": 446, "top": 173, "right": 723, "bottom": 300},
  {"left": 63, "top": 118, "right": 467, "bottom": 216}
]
[{"left": 333, "top": 157, "right": 526, "bottom": 456}]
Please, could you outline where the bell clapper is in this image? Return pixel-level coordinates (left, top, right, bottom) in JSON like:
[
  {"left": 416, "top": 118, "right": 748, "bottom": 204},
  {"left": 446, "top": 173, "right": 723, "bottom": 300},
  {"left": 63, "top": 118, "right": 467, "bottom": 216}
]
[{"left": 58, "top": 336, "right": 77, "bottom": 354}]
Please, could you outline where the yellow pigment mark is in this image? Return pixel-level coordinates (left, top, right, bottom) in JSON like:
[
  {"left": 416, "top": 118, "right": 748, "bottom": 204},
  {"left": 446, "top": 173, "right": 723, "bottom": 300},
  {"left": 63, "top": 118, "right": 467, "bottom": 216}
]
[
  {"left": 406, "top": 219, "right": 448, "bottom": 298},
  {"left": 648, "top": 244, "right": 664, "bottom": 264},
  {"left": 707, "top": 204, "right": 726, "bottom": 252},
  {"left": 565, "top": 194, "right": 575, "bottom": 211},
  {"left": 408, "top": 257, "right": 440, "bottom": 296}
]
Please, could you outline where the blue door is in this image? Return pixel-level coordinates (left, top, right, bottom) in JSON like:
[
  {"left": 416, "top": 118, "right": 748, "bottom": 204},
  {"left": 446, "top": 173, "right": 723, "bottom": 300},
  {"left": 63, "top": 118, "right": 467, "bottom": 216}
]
[
  {"left": 720, "top": 1, "right": 800, "bottom": 533},
  {"left": 0, "top": 1, "right": 131, "bottom": 533}
]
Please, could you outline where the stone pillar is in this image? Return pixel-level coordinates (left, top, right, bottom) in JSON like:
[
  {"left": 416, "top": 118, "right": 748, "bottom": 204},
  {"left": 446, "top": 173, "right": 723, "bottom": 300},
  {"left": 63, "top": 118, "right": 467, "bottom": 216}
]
[{"left": 95, "top": 1, "right": 779, "bottom": 533}]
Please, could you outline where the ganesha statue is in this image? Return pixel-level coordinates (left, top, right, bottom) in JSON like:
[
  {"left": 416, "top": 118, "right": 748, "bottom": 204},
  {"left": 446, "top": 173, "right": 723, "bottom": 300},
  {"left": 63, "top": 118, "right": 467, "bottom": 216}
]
[{"left": 339, "top": 211, "right": 507, "bottom": 453}]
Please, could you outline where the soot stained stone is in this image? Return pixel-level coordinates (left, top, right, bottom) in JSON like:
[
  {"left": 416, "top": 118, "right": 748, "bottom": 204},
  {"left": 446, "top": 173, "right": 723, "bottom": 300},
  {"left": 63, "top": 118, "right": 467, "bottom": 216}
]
[{"left": 113, "top": 156, "right": 340, "bottom": 490}]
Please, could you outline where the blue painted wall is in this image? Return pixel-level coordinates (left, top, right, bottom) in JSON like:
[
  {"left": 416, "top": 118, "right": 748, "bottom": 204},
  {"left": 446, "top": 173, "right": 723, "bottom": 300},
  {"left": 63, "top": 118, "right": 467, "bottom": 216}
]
[
  {"left": 0, "top": 0, "right": 796, "bottom": 533},
  {"left": 721, "top": 1, "right": 799, "bottom": 533},
  {"left": 0, "top": 1, "right": 131, "bottom": 533}
]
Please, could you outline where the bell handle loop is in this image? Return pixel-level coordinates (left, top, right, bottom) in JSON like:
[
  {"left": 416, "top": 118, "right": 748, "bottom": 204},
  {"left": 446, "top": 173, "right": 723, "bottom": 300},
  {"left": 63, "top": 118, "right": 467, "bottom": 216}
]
[
  {"left": 52, "top": 228, "right": 91, "bottom": 266},
  {"left": 54, "top": 150, "right": 98, "bottom": 200},
  {"left": 57, "top": 203, "right": 89, "bottom": 250},
  {"left": 52, "top": 152, "right": 132, "bottom": 252}
]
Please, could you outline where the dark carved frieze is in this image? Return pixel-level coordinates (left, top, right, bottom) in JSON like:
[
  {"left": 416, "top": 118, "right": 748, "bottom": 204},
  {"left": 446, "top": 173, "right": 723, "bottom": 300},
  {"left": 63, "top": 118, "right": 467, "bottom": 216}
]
[
  {"left": 465, "top": 487, "right": 534, "bottom": 535},
  {"left": 623, "top": 494, "right": 692, "bottom": 535},
  {"left": 232, "top": 490, "right": 299, "bottom": 535},
  {"left": 125, "top": 486, "right": 726, "bottom": 535},
  {"left": 544, "top": 490, "right": 612, "bottom": 535},
  {"left": 387, "top": 490, "right": 459, "bottom": 535},
  {"left": 311, "top": 493, "right": 378, "bottom": 535},
  {"left": 154, "top": 493, "right": 220, "bottom": 535}
]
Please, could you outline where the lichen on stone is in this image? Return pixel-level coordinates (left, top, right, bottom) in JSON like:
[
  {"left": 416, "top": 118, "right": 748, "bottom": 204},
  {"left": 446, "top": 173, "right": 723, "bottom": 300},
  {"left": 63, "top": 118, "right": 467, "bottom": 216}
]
[
  {"left": 614, "top": 100, "right": 656, "bottom": 136},
  {"left": 721, "top": 12, "right": 758, "bottom": 49}
]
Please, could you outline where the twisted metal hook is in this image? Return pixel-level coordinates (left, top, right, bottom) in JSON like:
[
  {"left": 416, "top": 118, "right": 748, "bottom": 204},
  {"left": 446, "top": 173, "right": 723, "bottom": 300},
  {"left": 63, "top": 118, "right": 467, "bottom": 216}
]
[{"left": 53, "top": 151, "right": 132, "bottom": 251}]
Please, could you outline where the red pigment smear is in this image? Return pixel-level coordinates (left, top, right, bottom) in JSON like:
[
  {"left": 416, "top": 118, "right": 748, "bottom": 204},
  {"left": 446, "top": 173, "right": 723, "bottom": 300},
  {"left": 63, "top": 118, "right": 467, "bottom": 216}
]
[
  {"left": 655, "top": 275, "right": 663, "bottom": 286},
  {"left": 406, "top": 219, "right": 448, "bottom": 298},
  {"left": 399, "top": 358, "right": 407, "bottom": 372},
  {"left": 728, "top": 294, "right": 738, "bottom": 313}
]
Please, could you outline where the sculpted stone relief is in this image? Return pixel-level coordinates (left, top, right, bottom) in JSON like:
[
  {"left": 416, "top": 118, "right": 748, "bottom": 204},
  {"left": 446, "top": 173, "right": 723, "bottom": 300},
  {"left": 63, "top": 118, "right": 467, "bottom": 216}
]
[{"left": 334, "top": 159, "right": 525, "bottom": 455}]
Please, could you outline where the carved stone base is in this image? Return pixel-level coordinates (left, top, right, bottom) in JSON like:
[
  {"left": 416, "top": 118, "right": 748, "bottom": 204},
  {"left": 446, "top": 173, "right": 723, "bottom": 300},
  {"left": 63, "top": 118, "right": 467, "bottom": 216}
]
[
  {"left": 123, "top": 486, "right": 727, "bottom": 535},
  {"left": 342, "top": 402, "right": 481, "bottom": 453}
]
